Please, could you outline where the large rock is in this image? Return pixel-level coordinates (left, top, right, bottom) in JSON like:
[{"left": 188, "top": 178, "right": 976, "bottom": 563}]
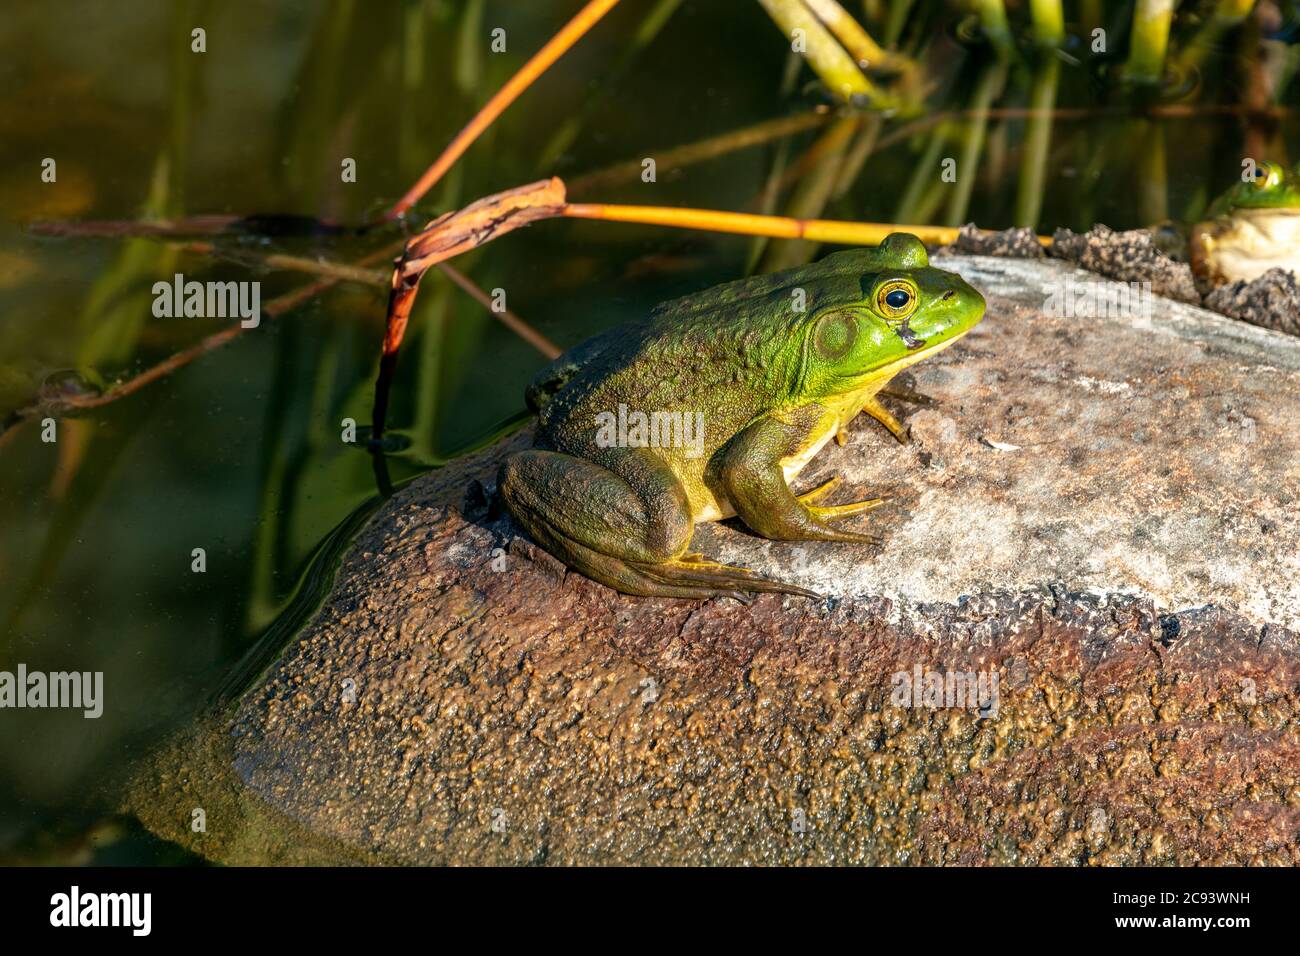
[{"left": 129, "top": 255, "right": 1300, "bottom": 865}]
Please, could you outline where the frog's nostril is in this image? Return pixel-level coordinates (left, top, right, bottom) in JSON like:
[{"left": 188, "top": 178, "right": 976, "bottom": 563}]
[{"left": 942, "top": 289, "right": 955, "bottom": 301}]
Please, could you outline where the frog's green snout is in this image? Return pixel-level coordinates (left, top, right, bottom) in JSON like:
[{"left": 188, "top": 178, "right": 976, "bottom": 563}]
[{"left": 907, "top": 272, "right": 985, "bottom": 349}]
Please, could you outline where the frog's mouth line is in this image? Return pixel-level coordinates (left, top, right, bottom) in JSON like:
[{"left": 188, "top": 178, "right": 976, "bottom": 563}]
[
  {"left": 863, "top": 320, "right": 977, "bottom": 386},
  {"left": 895, "top": 318, "right": 927, "bottom": 350}
]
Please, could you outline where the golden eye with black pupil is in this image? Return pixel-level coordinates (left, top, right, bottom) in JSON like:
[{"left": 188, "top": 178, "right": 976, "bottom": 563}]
[
  {"left": 1252, "top": 163, "right": 1277, "bottom": 190},
  {"left": 876, "top": 279, "right": 918, "bottom": 320}
]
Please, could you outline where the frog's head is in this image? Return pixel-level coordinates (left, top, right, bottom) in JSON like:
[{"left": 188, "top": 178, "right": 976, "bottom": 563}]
[
  {"left": 792, "top": 233, "right": 985, "bottom": 401},
  {"left": 1205, "top": 161, "right": 1300, "bottom": 218}
]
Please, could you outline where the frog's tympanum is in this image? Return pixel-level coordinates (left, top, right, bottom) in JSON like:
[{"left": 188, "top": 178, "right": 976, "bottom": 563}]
[
  {"left": 499, "top": 233, "right": 986, "bottom": 599},
  {"left": 1190, "top": 161, "right": 1300, "bottom": 285}
]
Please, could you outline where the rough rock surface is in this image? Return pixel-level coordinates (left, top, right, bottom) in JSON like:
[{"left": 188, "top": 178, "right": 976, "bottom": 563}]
[
  {"left": 947, "top": 224, "right": 1046, "bottom": 258},
  {"left": 975, "top": 223, "right": 1298, "bottom": 336},
  {"left": 129, "top": 255, "right": 1300, "bottom": 865},
  {"left": 1050, "top": 224, "right": 1202, "bottom": 304},
  {"left": 1205, "top": 268, "right": 1300, "bottom": 337}
]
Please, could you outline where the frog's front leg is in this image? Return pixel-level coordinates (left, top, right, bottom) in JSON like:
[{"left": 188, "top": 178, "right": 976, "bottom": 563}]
[
  {"left": 498, "top": 447, "right": 818, "bottom": 599},
  {"left": 720, "top": 409, "right": 883, "bottom": 545},
  {"left": 837, "top": 384, "right": 935, "bottom": 446},
  {"left": 860, "top": 395, "right": 909, "bottom": 444}
]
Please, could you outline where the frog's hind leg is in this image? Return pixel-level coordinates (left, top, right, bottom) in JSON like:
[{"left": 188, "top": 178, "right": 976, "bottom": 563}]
[
  {"left": 499, "top": 448, "right": 692, "bottom": 593},
  {"left": 498, "top": 448, "right": 817, "bottom": 599},
  {"left": 846, "top": 384, "right": 936, "bottom": 446},
  {"left": 531, "top": 522, "right": 752, "bottom": 601}
]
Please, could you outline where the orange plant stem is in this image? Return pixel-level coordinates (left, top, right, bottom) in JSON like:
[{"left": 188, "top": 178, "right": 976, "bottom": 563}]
[{"left": 384, "top": 0, "right": 622, "bottom": 221}]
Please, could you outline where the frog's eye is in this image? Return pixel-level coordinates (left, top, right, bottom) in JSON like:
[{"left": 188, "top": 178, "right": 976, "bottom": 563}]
[
  {"left": 1252, "top": 163, "right": 1280, "bottom": 189},
  {"left": 876, "top": 279, "right": 919, "bottom": 320}
]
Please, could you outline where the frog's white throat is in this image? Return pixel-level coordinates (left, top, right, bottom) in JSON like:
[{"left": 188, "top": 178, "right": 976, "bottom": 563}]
[
  {"left": 1198, "top": 207, "right": 1300, "bottom": 283},
  {"left": 778, "top": 325, "right": 974, "bottom": 485}
]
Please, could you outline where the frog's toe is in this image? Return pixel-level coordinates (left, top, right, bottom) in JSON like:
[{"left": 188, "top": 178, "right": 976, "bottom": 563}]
[
  {"left": 572, "top": 547, "right": 749, "bottom": 600},
  {"left": 675, "top": 552, "right": 746, "bottom": 571},
  {"left": 799, "top": 476, "right": 891, "bottom": 518},
  {"left": 641, "top": 558, "right": 822, "bottom": 600},
  {"left": 808, "top": 495, "right": 889, "bottom": 519},
  {"left": 796, "top": 516, "right": 883, "bottom": 546},
  {"left": 861, "top": 396, "right": 913, "bottom": 445},
  {"left": 796, "top": 474, "right": 842, "bottom": 504}
]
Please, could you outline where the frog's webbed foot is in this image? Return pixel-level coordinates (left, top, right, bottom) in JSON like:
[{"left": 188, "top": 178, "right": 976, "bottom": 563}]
[{"left": 638, "top": 554, "right": 821, "bottom": 600}]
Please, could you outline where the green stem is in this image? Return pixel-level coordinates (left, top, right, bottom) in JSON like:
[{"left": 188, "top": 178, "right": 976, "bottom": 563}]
[
  {"left": 1125, "top": 0, "right": 1176, "bottom": 83},
  {"left": 1029, "top": 0, "right": 1065, "bottom": 48},
  {"left": 974, "top": 0, "right": 1013, "bottom": 56},
  {"left": 893, "top": 124, "right": 949, "bottom": 224},
  {"left": 944, "top": 60, "right": 1007, "bottom": 227},
  {"left": 537, "top": 0, "right": 685, "bottom": 171},
  {"left": 759, "top": 115, "right": 861, "bottom": 271},
  {"left": 1015, "top": 55, "right": 1060, "bottom": 228},
  {"left": 1137, "top": 120, "right": 1168, "bottom": 225},
  {"left": 757, "top": 0, "right": 881, "bottom": 104},
  {"left": 884, "top": 0, "right": 916, "bottom": 48},
  {"left": 830, "top": 116, "right": 883, "bottom": 199},
  {"left": 1173, "top": 0, "right": 1255, "bottom": 74}
]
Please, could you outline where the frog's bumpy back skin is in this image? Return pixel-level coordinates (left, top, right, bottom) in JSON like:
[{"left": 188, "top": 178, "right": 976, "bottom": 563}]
[{"left": 524, "top": 323, "right": 638, "bottom": 413}]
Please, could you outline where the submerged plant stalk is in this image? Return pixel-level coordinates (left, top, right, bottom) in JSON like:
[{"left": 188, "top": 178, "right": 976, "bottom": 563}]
[
  {"left": 1125, "top": 0, "right": 1176, "bottom": 83},
  {"left": 945, "top": 60, "right": 1007, "bottom": 227},
  {"left": 803, "top": 0, "right": 895, "bottom": 67},
  {"left": 974, "top": 0, "right": 1013, "bottom": 55},
  {"left": 756, "top": 0, "right": 881, "bottom": 104},
  {"left": 1029, "top": 0, "right": 1065, "bottom": 47},
  {"left": 1174, "top": 0, "right": 1256, "bottom": 74},
  {"left": 1015, "top": 55, "right": 1060, "bottom": 228}
]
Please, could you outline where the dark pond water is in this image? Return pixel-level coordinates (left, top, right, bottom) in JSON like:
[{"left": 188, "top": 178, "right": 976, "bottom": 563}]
[{"left": 0, "top": 0, "right": 1296, "bottom": 863}]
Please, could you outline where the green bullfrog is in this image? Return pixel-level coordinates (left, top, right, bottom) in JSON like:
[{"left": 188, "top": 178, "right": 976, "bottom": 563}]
[
  {"left": 1190, "top": 160, "right": 1300, "bottom": 285},
  {"left": 498, "top": 233, "right": 986, "bottom": 599}
]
